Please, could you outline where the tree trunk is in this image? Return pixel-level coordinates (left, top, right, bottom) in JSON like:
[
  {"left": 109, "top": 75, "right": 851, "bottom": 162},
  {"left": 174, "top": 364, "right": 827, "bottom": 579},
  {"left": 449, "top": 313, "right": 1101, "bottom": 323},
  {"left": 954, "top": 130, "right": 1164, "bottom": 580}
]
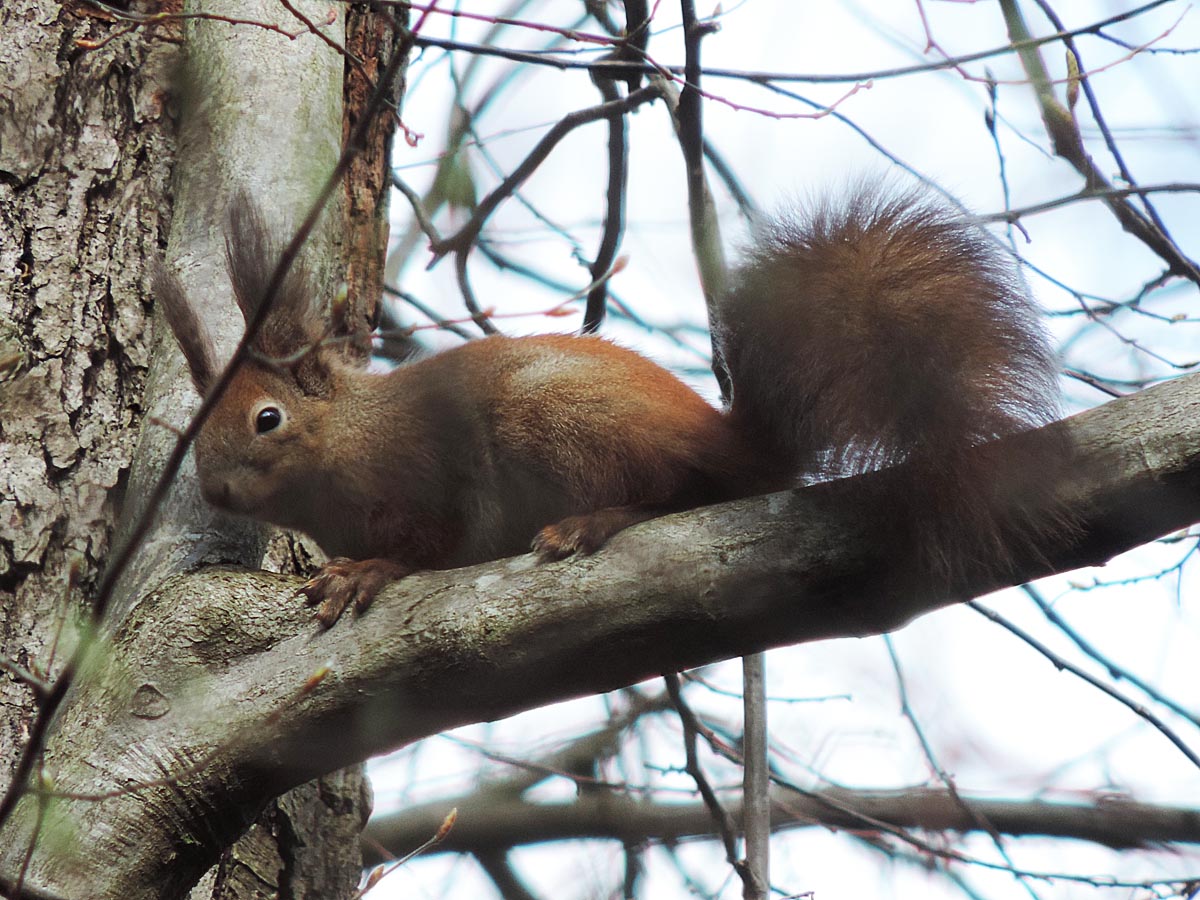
[
  {"left": 1, "top": 0, "right": 175, "bottom": 806},
  {"left": 1, "top": 3, "right": 401, "bottom": 897}
]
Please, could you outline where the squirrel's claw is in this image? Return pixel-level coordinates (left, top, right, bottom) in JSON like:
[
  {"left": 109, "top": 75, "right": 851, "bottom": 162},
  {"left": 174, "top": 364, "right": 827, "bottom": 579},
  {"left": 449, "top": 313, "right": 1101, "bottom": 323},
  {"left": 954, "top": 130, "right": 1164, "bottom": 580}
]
[
  {"left": 533, "top": 506, "right": 661, "bottom": 561},
  {"left": 298, "top": 557, "right": 412, "bottom": 628}
]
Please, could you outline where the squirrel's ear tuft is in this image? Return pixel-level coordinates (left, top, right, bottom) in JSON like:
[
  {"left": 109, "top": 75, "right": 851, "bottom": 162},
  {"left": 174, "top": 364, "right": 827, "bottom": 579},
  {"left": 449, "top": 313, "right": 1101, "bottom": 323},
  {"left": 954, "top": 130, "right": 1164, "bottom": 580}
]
[
  {"left": 151, "top": 259, "right": 219, "bottom": 397},
  {"left": 223, "top": 193, "right": 323, "bottom": 362}
]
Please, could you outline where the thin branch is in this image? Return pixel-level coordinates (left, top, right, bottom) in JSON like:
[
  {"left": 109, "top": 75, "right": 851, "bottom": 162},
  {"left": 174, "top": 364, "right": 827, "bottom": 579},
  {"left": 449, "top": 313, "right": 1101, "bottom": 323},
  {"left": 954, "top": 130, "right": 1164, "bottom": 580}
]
[
  {"left": 998, "top": 0, "right": 1200, "bottom": 284},
  {"left": 276, "top": 0, "right": 360, "bottom": 65},
  {"left": 364, "top": 786, "right": 1200, "bottom": 858},
  {"left": 390, "top": 171, "right": 444, "bottom": 246},
  {"left": 0, "top": 656, "right": 49, "bottom": 701},
  {"left": 14, "top": 763, "right": 49, "bottom": 900},
  {"left": 968, "top": 600, "right": 1200, "bottom": 772},
  {"left": 424, "top": 85, "right": 659, "bottom": 332},
  {"left": 381, "top": 286, "right": 474, "bottom": 341},
  {"left": 665, "top": 674, "right": 752, "bottom": 894},
  {"left": 884, "top": 636, "right": 1045, "bottom": 900},
  {"left": 429, "top": 85, "right": 660, "bottom": 260},
  {"left": 581, "top": 74, "right": 628, "bottom": 334},
  {"left": 398, "top": 0, "right": 1175, "bottom": 86},
  {"left": 82, "top": 0, "right": 323, "bottom": 40},
  {"left": 452, "top": 239, "right": 498, "bottom": 334},
  {"left": 1021, "top": 584, "right": 1200, "bottom": 730},
  {"left": 474, "top": 849, "right": 541, "bottom": 900},
  {"left": 980, "top": 183, "right": 1200, "bottom": 224},
  {"left": 396, "top": 0, "right": 621, "bottom": 49},
  {"left": 740, "top": 653, "right": 770, "bottom": 900},
  {"left": 439, "top": 690, "right": 670, "bottom": 796},
  {"left": 1029, "top": 0, "right": 1177, "bottom": 241}
]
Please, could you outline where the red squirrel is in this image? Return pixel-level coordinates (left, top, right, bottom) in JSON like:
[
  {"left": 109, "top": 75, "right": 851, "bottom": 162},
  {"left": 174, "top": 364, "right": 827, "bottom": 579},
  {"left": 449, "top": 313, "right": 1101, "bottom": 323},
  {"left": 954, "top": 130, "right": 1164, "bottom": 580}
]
[{"left": 154, "top": 187, "right": 1066, "bottom": 626}]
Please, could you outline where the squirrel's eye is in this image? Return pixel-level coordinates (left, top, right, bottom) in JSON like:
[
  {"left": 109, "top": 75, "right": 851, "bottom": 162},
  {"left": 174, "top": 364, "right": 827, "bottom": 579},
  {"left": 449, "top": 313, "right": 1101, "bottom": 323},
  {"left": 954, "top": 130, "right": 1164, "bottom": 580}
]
[{"left": 255, "top": 406, "right": 283, "bottom": 434}]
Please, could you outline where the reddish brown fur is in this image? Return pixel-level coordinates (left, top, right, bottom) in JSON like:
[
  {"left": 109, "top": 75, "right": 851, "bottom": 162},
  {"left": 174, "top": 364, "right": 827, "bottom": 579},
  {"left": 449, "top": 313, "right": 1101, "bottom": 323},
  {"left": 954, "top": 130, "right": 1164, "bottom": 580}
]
[
  {"left": 156, "top": 189, "right": 1068, "bottom": 625},
  {"left": 718, "top": 187, "right": 1067, "bottom": 576}
]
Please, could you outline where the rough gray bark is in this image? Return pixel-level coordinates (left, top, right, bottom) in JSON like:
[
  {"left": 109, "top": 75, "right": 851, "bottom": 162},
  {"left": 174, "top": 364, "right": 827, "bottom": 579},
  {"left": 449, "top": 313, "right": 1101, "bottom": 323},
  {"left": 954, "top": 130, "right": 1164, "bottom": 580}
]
[
  {"left": 2, "top": 368, "right": 1198, "bottom": 899},
  {"left": 0, "top": 0, "right": 175, "bottom": 819},
  {"left": 1, "top": 3, "right": 383, "bottom": 899}
]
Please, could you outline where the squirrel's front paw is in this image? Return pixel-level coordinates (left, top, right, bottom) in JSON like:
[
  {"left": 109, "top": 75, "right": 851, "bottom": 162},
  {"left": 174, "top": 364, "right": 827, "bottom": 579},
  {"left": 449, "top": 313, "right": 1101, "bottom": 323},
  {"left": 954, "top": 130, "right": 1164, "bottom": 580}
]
[{"left": 298, "top": 557, "right": 412, "bottom": 628}]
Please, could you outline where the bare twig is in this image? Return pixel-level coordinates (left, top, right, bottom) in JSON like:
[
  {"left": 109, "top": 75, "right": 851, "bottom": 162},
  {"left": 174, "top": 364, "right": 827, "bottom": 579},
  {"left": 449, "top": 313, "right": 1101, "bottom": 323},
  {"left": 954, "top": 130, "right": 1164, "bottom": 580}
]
[
  {"left": 980, "top": 183, "right": 1200, "bottom": 224},
  {"left": 998, "top": 0, "right": 1200, "bottom": 284},
  {"left": 1022, "top": 584, "right": 1200, "bottom": 730},
  {"left": 968, "top": 600, "right": 1200, "bottom": 772},
  {"left": 429, "top": 86, "right": 660, "bottom": 260},
  {"left": 884, "top": 636, "right": 1045, "bottom": 900},
  {"left": 582, "top": 74, "right": 628, "bottom": 334},
  {"left": 665, "top": 674, "right": 755, "bottom": 896},
  {"left": 423, "top": 86, "right": 659, "bottom": 330},
  {"left": 740, "top": 654, "right": 770, "bottom": 900},
  {"left": 399, "top": 0, "right": 1175, "bottom": 86}
]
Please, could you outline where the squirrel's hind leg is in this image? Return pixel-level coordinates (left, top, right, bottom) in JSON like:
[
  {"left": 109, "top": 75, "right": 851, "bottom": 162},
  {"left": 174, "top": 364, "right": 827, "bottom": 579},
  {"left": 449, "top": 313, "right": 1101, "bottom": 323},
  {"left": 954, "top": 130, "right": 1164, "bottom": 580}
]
[{"left": 532, "top": 506, "right": 669, "bottom": 561}]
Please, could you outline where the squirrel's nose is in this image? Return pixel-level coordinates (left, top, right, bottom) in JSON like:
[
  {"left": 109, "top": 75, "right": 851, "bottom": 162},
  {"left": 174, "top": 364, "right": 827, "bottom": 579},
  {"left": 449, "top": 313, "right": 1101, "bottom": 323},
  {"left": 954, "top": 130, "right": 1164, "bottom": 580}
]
[{"left": 200, "top": 478, "right": 234, "bottom": 511}]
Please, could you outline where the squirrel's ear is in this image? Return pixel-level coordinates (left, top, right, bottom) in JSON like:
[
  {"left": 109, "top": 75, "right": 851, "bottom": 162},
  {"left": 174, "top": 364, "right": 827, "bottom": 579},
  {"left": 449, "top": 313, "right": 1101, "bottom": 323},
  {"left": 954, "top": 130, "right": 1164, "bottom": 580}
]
[
  {"left": 151, "top": 260, "right": 218, "bottom": 397},
  {"left": 223, "top": 193, "right": 322, "bottom": 361}
]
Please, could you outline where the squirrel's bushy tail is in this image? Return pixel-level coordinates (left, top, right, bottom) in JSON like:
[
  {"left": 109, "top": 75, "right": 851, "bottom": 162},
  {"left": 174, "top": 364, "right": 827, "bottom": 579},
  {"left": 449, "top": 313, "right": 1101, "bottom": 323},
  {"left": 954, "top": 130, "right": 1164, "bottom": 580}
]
[{"left": 716, "top": 186, "right": 1069, "bottom": 579}]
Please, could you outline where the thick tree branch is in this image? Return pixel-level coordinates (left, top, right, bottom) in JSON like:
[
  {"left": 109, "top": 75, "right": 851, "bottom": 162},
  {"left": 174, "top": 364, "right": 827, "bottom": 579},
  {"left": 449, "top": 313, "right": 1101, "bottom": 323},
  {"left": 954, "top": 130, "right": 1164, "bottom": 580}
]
[
  {"left": 363, "top": 787, "right": 1200, "bottom": 860},
  {"left": 3, "top": 373, "right": 1199, "bottom": 898}
]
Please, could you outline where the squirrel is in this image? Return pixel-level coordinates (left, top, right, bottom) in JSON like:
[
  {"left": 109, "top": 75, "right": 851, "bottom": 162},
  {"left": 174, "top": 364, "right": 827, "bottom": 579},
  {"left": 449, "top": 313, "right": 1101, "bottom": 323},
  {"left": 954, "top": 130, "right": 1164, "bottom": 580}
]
[{"left": 153, "top": 186, "right": 1067, "bottom": 627}]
